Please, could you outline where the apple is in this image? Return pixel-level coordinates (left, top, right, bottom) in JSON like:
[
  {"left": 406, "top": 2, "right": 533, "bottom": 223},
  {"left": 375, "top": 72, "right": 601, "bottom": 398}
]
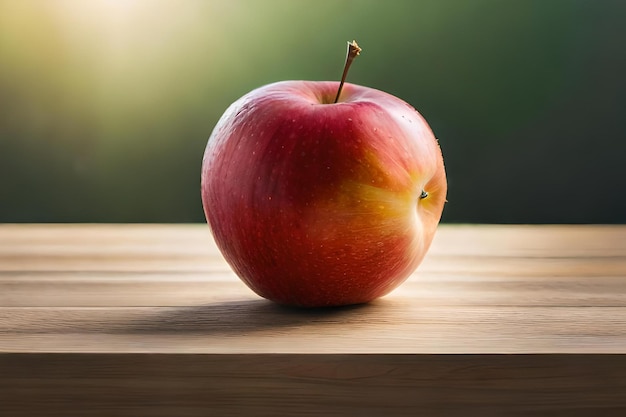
[{"left": 201, "top": 41, "right": 446, "bottom": 307}]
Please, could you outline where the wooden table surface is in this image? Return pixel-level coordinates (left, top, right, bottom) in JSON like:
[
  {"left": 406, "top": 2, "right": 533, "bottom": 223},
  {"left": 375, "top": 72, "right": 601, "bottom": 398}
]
[{"left": 1, "top": 224, "right": 625, "bottom": 415}]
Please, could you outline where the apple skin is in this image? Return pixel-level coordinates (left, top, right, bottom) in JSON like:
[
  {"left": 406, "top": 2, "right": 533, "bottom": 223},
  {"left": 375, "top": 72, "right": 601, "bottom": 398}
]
[{"left": 201, "top": 80, "right": 446, "bottom": 307}]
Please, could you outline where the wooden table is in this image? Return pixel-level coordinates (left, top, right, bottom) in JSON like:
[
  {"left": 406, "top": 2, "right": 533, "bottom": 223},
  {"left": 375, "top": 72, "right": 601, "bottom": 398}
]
[{"left": 1, "top": 224, "right": 625, "bottom": 415}]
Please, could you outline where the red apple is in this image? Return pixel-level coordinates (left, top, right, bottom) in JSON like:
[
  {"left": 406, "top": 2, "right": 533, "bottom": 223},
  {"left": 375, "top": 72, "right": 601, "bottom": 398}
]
[{"left": 201, "top": 41, "right": 446, "bottom": 307}]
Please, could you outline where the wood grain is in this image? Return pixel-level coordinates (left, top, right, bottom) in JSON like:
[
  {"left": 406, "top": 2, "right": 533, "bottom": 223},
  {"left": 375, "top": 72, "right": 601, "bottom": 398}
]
[
  {"left": 1, "top": 224, "right": 624, "bottom": 354},
  {"left": 1, "top": 354, "right": 625, "bottom": 417},
  {"left": 0, "top": 224, "right": 625, "bottom": 415}
]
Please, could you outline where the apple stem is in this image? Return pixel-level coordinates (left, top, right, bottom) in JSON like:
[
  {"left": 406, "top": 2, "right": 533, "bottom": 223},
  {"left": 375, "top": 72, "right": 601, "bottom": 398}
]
[{"left": 333, "top": 40, "right": 362, "bottom": 104}]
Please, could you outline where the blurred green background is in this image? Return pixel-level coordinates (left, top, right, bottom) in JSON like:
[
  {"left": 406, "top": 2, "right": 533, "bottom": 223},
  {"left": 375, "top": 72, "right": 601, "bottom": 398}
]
[{"left": 1, "top": 0, "right": 624, "bottom": 223}]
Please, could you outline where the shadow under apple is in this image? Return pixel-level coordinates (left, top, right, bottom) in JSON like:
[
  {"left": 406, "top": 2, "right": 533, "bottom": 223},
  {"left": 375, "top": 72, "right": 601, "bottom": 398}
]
[{"left": 122, "top": 298, "right": 376, "bottom": 336}]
